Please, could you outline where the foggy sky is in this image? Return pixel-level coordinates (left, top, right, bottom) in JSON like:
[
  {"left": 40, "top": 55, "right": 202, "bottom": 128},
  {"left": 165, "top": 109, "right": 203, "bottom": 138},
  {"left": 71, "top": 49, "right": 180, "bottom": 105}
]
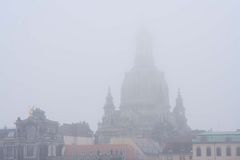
[{"left": 0, "top": 0, "right": 240, "bottom": 131}]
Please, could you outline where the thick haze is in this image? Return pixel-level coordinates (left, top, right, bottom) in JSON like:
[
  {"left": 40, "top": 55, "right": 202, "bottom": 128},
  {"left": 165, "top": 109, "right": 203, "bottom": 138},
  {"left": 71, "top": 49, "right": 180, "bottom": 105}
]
[{"left": 0, "top": 0, "right": 239, "bottom": 131}]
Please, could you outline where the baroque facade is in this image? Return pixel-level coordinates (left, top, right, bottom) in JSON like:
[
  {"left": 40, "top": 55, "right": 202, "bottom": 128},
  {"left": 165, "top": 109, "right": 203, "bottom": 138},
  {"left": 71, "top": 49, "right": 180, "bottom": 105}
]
[
  {"left": 192, "top": 131, "right": 240, "bottom": 160},
  {"left": 96, "top": 31, "right": 190, "bottom": 144},
  {"left": 0, "top": 108, "right": 64, "bottom": 160}
]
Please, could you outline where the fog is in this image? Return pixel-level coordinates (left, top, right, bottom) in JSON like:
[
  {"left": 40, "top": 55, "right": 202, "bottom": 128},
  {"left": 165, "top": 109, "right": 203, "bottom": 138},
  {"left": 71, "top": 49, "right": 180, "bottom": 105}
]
[{"left": 0, "top": 0, "right": 239, "bottom": 131}]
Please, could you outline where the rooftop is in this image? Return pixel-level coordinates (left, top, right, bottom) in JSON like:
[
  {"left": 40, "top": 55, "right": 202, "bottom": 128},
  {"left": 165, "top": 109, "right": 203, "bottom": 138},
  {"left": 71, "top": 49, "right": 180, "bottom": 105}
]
[{"left": 192, "top": 131, "right": 240, "bottom": 144}]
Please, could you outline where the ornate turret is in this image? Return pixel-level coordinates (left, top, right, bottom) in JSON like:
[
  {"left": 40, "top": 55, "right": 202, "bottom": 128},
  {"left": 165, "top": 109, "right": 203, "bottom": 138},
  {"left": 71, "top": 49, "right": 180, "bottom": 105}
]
[
  {"left": 103, "top": 87, "right": 115, "bottom": 115},
  {"left": 173, "top": 89, "right": 190, "bottom": 133},
  {"left": 173, "top": 89, "right": 185, "bottom": 115}
]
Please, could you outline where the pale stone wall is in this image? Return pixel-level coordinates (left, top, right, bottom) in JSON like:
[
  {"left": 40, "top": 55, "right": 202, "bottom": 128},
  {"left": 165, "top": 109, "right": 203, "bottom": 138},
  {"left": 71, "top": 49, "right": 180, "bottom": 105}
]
[{"left": 193, "top": 143, "right": 240, "bottom": 160}]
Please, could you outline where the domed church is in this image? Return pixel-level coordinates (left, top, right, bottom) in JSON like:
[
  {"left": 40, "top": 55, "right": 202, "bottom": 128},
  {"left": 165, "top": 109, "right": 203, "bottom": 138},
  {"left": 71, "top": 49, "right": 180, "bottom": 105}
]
[{"left": 96, "top": 31, "right": 190, "bottom": 144}]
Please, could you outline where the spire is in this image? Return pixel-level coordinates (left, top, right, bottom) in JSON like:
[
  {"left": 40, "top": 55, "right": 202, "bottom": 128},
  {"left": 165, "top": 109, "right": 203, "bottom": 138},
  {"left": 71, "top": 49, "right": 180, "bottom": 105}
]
[
  {"left": 107, "top": 86, "right": 112, "bottom": 98},
  {"left": 178, "top": 88, "right": 181, "bottom": 96},
  {"left": 135, "top": 29, "right": 154, "bottom": 66},
  {"left": 106, "top": 87, "right": 113, "bottom": 104},
  {"left": 177, "top": 88, "right": 183, "bottom": 106},
  {"left": 174, "top": 88, "right": 185, "bottom": 114},
  {"left": 173, "top": 88, "right": 190, "bottom": 132},
  {"left": 104, "top": 87, "right": 115, "bottom": 115}
]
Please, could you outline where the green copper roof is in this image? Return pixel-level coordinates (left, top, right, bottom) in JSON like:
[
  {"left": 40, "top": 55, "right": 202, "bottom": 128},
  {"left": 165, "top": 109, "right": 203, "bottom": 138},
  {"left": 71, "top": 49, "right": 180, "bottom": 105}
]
[{"left": 192, "top": 131, "right": 240, "bottom": 143}]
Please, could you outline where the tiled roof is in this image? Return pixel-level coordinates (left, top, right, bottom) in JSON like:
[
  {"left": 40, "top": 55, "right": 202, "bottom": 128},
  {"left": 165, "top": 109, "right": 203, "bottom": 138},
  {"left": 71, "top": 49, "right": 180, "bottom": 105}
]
[
  {"left": 133, "top": 138, "right": 161, "bottom": 155},
  {"left": 200, "top": 131, "right": 240, "bottom": 135},
  {"left": 64, "top": 144, "right": 137, "bottom": 160}
]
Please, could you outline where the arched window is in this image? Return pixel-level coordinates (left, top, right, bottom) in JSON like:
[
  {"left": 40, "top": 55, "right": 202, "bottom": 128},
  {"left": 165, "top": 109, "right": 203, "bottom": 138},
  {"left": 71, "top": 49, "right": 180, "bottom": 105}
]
[
  {"left": 196, "top": 147, "right": 201, "bottom": 157},
  {"left": 216, "top": 147, "right": 222, "bottom": 156},
  {"left": 236, "top": 147, "right": 240, "bottom": 156},
  {"left": 206, "top": 147, "right": 211, "bottom": 156},
  {"left": 226, "top": 147, "right": 231, "bottom": 156}
]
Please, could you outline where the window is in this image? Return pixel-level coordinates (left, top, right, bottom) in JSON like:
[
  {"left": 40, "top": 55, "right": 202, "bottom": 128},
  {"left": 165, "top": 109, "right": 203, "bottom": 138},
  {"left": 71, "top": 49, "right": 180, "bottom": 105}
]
[
  {"left": 226, "top": 147, "right": 231, "bottom": 156},
  {"left": 6, "top": 145, "right": 14, "bottom": 158},
  {"left": 216, "top": 147, "right": 222, "bottom": 156},
  {"left": 26, "top": 126, "right": 36, "bottom": 139},
  {"left": 56, "top": 145, "right": 63, "bottom": 157},
  {"left": 236, "top": 147, "right": 240, "bottom": 156},
  {"left": 196, "top": 147, "right": 201, "bottom": 157},
  {"left": 206, "top": 147, "right": 211, "bottom": 156},
  {"left": 0, "top": 147, "right": 3, "bottom": 159},
  {"left": 25, "top": 145, "right": 35, "bottom": 157},
  {"left": 180, "top": 156, "right": 185, "bottom": 160},
  {"left": 167, "top": 156, "right": 173, "bottom": 160},
  {"left": 48, "top": 145, "right": 56, "bottom": 156}
]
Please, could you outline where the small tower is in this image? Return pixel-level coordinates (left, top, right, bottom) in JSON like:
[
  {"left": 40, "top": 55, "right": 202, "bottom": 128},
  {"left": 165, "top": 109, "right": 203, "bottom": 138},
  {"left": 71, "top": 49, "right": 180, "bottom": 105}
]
[
  {"left": 103, "top": 87, "right": 115, "bottom": 115},
  {"left": 173, "top": 89, "right": 189, "bottom": 133},
  {"left": 173, "top": 89, "right": 185, "bottom": 115}
]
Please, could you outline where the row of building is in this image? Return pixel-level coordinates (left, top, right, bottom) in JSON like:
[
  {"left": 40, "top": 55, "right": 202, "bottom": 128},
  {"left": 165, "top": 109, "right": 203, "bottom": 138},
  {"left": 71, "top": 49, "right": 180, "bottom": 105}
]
[{"left": 1, "top": 108, "right": 240, "bottom": 160}]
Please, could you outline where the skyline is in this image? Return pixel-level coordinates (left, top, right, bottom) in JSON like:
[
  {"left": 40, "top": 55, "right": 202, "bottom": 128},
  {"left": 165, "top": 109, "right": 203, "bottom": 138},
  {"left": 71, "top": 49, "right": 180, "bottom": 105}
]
[{"left": 1, "top": 0, "right": 240, "bottom": 131}]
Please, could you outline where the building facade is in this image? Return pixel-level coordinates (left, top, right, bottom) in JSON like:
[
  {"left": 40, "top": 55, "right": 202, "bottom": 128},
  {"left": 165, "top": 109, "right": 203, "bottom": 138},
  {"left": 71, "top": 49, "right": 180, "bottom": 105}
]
[
  {"left": 59, "top": 122, "right": 94, "bottom": 145},
  {"left": 192, "top": 131, "right": 240, "bottom": 160},
  {"left": 0, "top": 108, "right": 64, "bottom": 160}
]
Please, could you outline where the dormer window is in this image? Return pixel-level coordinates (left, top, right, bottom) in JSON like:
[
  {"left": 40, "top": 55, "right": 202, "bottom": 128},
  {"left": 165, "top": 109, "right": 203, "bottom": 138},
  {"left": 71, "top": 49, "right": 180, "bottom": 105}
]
[{"left": 7, "top": 131, "right": 15, "bottom": 138}]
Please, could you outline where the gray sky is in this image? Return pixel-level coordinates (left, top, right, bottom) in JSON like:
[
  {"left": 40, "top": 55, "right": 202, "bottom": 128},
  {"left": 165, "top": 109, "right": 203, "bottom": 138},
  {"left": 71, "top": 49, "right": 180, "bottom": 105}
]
[{"left": 0, "top": 0, "right": 240, "bottom": 131}]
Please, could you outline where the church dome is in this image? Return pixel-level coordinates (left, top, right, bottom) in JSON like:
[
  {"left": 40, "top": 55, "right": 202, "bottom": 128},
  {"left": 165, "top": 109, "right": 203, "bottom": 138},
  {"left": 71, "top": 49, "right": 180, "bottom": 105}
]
[{"left": 120, "top": 31, "right": 170, "bottom": 115}]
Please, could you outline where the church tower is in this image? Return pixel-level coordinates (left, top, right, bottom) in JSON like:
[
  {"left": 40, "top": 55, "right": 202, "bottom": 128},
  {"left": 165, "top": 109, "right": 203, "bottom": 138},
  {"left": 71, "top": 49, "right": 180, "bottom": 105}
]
[{"left": 96, "top": 88, "right": 120, "bottom": 143}]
